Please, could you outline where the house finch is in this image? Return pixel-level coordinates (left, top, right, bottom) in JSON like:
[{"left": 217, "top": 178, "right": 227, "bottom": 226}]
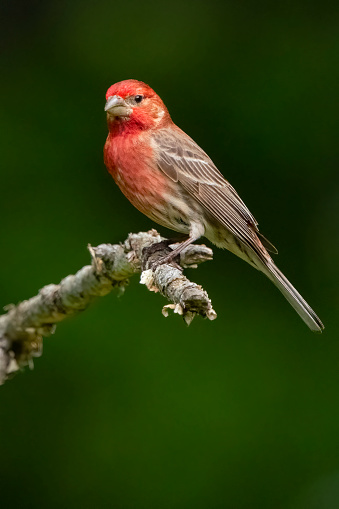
[{"left": 104, "top": 79, "right": 324, "bottom": 332}]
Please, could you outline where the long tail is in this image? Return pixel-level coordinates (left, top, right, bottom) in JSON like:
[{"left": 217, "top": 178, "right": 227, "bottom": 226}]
[{"left": 261, "top": 259, "right": 324, "bottom": 332}]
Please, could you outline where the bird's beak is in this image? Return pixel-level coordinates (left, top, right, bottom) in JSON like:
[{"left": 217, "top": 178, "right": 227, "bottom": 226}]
[{"left": 104, "top": 95, "right": 130, "bottom": 117}]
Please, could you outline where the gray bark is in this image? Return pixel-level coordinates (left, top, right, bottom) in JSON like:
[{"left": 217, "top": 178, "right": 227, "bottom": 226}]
[{"left": 0, "top": 230, "right": 216, "bottom": 385}]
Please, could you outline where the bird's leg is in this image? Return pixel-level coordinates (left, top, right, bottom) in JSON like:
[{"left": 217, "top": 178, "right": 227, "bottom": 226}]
[
  {"left": 142, "top": 223, "right": 204, "bottom": 270},
  {"left": 164, "top": 235, "right": 200, "bottom": 260},
  {"left": 153, "top": 223, "right": 205, "bottom": 268},
  {"left": 141, "top": 235, "right": 189, "bottom": 271},
  {"left": 150, "top": 233, "right": 201, "bottom": 270}
]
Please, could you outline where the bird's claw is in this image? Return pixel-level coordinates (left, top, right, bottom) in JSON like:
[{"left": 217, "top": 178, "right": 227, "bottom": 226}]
[
  {"left": 151, "top": 254, "right": 182, "bottom": 271},
  {"left": 142, "top": 241, "right": 182, "bottom": 272}
]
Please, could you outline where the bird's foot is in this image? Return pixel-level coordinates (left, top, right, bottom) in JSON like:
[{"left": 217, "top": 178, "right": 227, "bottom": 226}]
[{"left": 142, "top": 240, "right": 183, "bottom": 271}]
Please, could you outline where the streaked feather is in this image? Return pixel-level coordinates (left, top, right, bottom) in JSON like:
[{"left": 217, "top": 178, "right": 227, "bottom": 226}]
[
  {"left": 153, "top": 126, "right": 269, "bottom": 257},
  {"left": 153, "top": 126, "right": 324, "bottom": 332}
]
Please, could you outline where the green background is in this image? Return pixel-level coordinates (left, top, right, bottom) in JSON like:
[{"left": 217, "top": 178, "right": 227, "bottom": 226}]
[{"left": 1, "top": 1, "right": 338, "bottom": 507}]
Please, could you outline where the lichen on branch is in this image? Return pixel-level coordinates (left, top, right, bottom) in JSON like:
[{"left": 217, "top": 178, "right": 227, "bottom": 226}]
[{"left": 0, "top": 230, "right": 215, "bottom": 385}]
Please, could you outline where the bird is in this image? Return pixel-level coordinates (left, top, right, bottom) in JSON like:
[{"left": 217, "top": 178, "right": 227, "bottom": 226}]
[{"left": 103, "top": 79, "right": 324, "bottom": 332}]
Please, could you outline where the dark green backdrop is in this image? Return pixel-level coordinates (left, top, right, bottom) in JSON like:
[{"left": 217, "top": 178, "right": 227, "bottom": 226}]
[{"left": 1, "top": 1, "right": 338, "bottom": 508}]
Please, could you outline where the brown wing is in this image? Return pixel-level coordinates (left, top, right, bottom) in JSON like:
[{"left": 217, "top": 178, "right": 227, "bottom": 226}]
[{"left": 153, "top": 126, "right": 278, "bottom": 255}]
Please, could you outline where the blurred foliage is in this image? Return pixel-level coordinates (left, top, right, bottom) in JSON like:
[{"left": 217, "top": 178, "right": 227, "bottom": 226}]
[{"left": 0, "top": 0, "right": 338, "bottom": 508}]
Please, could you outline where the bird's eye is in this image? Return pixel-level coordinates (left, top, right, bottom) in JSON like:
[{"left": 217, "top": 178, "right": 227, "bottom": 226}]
[{"left": 135, "top": 95, "right": 143, "bottom": 103}]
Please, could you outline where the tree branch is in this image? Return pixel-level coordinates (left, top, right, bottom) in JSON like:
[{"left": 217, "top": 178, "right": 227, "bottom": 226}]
[{"left": 0, "top": 230, "right": 216, "bottom": 385}]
